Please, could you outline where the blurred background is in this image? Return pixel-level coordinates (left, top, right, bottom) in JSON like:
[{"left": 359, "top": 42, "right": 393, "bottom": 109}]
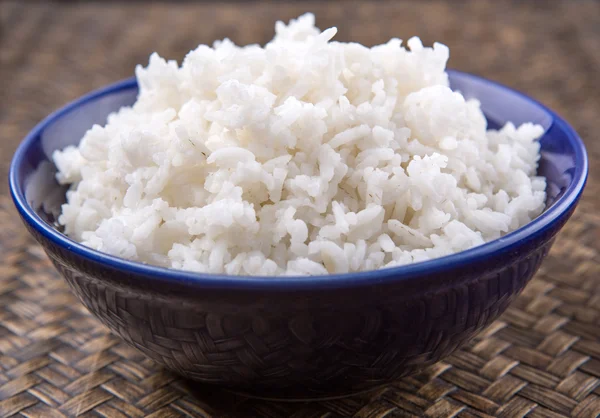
[{"left": 1, "top": 1, "right": 599, "bottom": 417}]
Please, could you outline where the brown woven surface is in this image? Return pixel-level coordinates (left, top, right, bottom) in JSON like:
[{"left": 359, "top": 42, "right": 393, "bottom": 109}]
[{"left": 1, "top": 1, "right": 599, "bottom": 416}]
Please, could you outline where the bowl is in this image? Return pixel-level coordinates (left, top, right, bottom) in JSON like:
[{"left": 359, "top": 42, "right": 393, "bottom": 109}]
[{"left": 9, "top": 70, "right": 588, "bottom": 400}]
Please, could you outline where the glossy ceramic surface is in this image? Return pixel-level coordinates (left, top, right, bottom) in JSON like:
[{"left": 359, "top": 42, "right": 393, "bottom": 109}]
[{"left": 9, "top": 71, "right": 588, "bottom": 399}]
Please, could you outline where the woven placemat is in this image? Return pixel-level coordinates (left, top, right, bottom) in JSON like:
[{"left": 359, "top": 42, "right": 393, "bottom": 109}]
[{"left": 1, "top": 1, "right": 599, "bottom": 417}]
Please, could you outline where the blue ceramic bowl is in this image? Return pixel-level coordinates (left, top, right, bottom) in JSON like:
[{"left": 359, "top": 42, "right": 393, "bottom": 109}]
[{"left": 10, "top": 71, "right": 587, "bottom": 400}]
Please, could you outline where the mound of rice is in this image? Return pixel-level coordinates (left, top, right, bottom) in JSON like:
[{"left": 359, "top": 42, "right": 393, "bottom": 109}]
[{"left": 53, "top": 14, "right": 546, "bottom": 276}]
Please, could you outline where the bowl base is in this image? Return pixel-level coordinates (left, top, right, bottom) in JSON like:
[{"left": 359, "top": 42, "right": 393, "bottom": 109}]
[{"left": 222, "top": 383, "right": 390, "bottom": 402}]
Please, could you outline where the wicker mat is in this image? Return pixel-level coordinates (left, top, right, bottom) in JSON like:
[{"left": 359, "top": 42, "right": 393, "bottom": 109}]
[{"left": 1, "top": 1, "right": 600, "bottom": 417}]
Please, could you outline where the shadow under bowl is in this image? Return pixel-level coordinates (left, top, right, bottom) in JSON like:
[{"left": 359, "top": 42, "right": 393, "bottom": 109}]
[{"left": 9, "top": 70, "right": 588, "bottom": 400}]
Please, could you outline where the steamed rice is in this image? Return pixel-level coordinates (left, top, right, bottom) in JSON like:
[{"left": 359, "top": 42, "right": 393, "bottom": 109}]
[{"left": 53, "top": 14, "right": 546, "bottom": 276}]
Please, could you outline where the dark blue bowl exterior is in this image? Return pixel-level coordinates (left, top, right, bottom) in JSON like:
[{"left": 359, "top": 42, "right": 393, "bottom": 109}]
[{"left": 9, "top": 71, "right": 587, "bottom": 399}]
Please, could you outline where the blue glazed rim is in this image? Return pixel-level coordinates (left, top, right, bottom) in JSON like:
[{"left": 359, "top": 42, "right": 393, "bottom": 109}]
[{"left": 9, "top": 70, "right": 588, "bottom": 290}]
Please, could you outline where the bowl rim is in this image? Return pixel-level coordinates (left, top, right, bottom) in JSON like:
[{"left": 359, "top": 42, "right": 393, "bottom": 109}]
[{"left": 9, "top": 70, "right": 588, "bottom": 290}]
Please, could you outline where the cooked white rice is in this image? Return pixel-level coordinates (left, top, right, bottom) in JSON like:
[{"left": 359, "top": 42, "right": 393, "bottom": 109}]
[{"left": 53, "top": 14, "right": 546, "bottom": 276}]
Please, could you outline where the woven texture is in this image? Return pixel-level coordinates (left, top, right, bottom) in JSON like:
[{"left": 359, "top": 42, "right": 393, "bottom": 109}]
[{"left": 1, "top": 0, "right": 599, "bottom": 416}]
